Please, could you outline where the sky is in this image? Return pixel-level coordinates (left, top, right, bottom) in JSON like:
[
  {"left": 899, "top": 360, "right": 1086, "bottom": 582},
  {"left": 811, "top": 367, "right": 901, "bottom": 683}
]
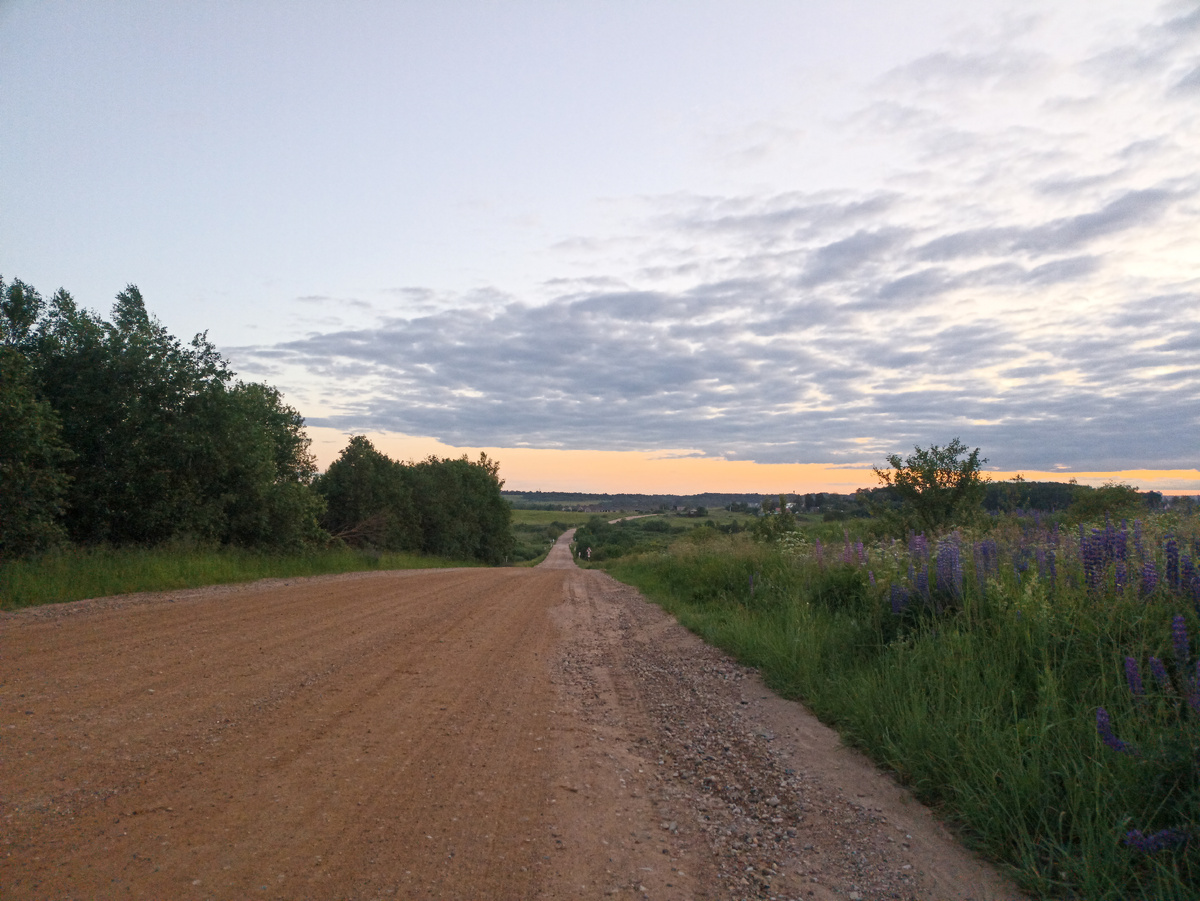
[{"left": 2, "top": 1, "right": 1198, "bottom": 494}]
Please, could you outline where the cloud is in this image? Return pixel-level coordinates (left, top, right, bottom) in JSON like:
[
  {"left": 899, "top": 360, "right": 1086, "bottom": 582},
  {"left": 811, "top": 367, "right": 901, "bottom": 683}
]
[
  {"left": 1172, "top": 64, "right": 1200, "bottom": 94},
  {"left": 886, "top": 48, "right": 1051, "bottom": 91},
  {"left": 228, "top": 2, "right": 1200, "bottom": 474},
  {"left": 915, "top": 188, "right": 1182, "bottom": 262}
]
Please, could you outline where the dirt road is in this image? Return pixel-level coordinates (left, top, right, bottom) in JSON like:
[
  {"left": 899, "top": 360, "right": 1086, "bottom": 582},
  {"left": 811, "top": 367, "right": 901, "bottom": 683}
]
[{"left": 2, "top": 535, "right": 1025, "bottom": 900}]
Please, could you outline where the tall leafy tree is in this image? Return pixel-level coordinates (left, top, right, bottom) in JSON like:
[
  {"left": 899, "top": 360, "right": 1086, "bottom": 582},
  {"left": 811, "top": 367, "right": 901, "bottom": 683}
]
[
  {"left": 409, "top": 452, "right": 513, "bottom": 564},
  {"left": 6, "top": 278, "right": 325, "bottom": 549},
  {"left": 28, "top": 285, "right": 231, "bottom": 542},
  {"left": 314, "top": 436, "right": 419, "bottom": 549},
  {"left": 0, "top": 345, "right": 72, "bottom": 557},
  {"left": 1, "top": 277, "right": 44, "bottom": 349}
]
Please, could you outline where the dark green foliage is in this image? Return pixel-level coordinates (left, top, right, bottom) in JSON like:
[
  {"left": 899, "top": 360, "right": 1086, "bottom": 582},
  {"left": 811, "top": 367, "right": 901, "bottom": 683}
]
[
  {"left": 0, "top": 346, "right": 72, "bottom": 557},
  {"left": 873, "top": 438, "right": 988, "bottom": 534},
  {"left": 314, "top": 436, "right": 419, "bottom": 550},
  {"left": 409, "top": 453, "right": 513, "bottom": 564},
  {"left": 3, "top": 275, "right": 519, "bottom": 570},
  {"left": 752, "top": 505, "right": 797, "bottom": 541},
  {"left": 984, "top": 478, "right": 1077, "bottom": 512},
  {"left": 807, "top": 563, "right": 868, "bottom": 613},
  {"left": 572, "top": 515, "right": 685, "bottom": 561},
  {"left": 1068, "top": 481, "right": 1145, "bottom": 522},
  {"left": 510, "top": 519, "right": 572, "bottom": 563},
  {"left": 315, "top": 442, "right": 512, "bottom": 564},
  {"left": 3, "top": 277, "right": 325, "bottom": 551},
  {"left": 1, "top": 277, "right": 44, "bottom": 348}
]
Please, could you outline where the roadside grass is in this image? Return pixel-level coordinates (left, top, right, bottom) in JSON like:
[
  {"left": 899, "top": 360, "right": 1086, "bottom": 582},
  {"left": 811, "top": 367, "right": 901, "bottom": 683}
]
[
  {"left": 0, "top": 543, "right": 478, "bottom": 611},
  {"left": 600, "top": 515, "right": 1200, "bottom": 900}
]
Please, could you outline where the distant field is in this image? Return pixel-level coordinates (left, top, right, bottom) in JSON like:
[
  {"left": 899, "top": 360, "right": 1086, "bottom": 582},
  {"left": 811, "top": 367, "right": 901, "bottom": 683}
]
[{"left": 509, "top": 509, "right": 614, "bottom": 527}]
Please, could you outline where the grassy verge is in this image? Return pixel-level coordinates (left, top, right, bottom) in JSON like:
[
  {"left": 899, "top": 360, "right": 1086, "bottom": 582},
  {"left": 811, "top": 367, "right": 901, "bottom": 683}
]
[
  {"left": 599, "top": 515, "right": 1200, "bottom": 900},
  {"left": 0, "top": 544, "right": 478, "bottom": 611}
]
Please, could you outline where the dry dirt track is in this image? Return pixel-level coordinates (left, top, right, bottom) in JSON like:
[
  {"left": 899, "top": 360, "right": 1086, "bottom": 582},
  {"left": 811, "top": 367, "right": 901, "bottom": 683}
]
[{"left": 1, "top": 533, "right": 1027, "bottom": 900}]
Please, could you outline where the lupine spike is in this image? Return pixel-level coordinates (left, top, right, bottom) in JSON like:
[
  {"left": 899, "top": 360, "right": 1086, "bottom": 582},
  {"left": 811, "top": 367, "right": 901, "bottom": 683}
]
[
  {"left": 1125, "top": 656, "right": 1144, "bottom": 697},
  {"left": 1142, "top": 560, "right": 1160, "bottom": 596},
  {"left": 1096, "top": 707, "right": 1136, "bottom": 755},
  {"left": 1124, "top": 828, "right": 1189, "bottom": 852},
  {"left": 1167, "top": 536, "right": 1181, "bottom": 591}
]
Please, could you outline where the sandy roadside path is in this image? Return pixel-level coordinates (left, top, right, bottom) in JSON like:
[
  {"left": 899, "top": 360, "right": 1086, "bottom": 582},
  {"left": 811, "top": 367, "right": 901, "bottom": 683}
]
[{"left": 1, "top": 535, "right": 1026, "bottom": 900}]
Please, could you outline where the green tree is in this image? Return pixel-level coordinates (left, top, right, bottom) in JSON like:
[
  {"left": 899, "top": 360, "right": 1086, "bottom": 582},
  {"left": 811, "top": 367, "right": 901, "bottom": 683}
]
[
  {"left": 1067, "top": 481, "right": 1144, "bottom": 522},
  {"left": 0, "top": 346, "right": 72, "bottom": 557},
  {"left": 12, "top": 278, "right": 324, "bottom": 549},
  {"left": 409, "top": 453, "right": 513, "bottom": 564},
  {"left": 1, "top": 277, "right": 44, "bottom": 349},
  {"left": 873, "top": 438, "right": 988, "bottom": 534},
  {"left": 314, "top": 436, "right": 418, "bottom": 549},
  {"left": 195, "top": 381, "right": 326, "bottom": 548},
  {"left": 28, "top": 285, "right": 234, "bottom": 542}
]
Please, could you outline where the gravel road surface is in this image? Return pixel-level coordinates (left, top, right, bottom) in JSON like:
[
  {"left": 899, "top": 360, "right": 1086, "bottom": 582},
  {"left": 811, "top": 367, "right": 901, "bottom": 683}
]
[{"left": 1, "top": 532, "right": 1026, "bottom": 900}]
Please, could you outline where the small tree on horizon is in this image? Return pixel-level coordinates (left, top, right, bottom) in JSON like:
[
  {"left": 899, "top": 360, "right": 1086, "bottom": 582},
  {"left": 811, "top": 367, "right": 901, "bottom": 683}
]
[{"left": 873, "top": 438, "right": 988, "bottom": 534}]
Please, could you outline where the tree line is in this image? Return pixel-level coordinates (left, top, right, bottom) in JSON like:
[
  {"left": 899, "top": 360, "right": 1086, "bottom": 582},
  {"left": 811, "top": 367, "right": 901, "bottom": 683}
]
[{"left": 1, "top": 277, "right": 511, "bottom": 563}]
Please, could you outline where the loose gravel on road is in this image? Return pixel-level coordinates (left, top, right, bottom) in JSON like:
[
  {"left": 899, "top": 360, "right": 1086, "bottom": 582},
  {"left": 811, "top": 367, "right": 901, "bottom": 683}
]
[{"left": 1, "top": 533, "right": 1025, "bottom": 900}]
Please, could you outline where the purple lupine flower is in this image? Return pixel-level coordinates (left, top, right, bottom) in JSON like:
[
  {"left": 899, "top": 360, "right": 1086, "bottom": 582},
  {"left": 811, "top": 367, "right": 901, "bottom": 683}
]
[
  {"left": 1149, "top": 656, "right": 1170, "bottom": 689},
  {"left": 842, "top": 528, "right": 853, "bottom": 564},
  {"left": 1142, "top": 560, "right": 1160, "bottom": 596},
  {"left": 1115, "top": 561, "right": 1127, "bottom": 594},
  {"left": 1125, "top": 656, "right": 1144, "bottom": 697},
  {"left": 1172, "top": 614, "right": 1190, "bottom": 669},
  {"left": 936, "top": 539, "right": 963, "bottom": 599},
  {"left": 1115, "top": 522, "right": 1129, "bottom": 562},
  {"left": 916, "top": 565, "right": 930, "bottom": 601},
  {"left": 1191, "top": 659, "right": 1200, "bottom": 714},
  {"left": 909, "top": 533, "right": 927, "bottom": 561},
  {"left": 1082, "top": 531, "right": 1105, "bottom": 592},
  {"left": 1102, "top": 519, "right": 1118, "bottom": 563},
  {"left": 890, "top": 583, "right": 909, "bottom": 615},
  {"left": 1096, "top": 707, "right": 1136, "bottom": 755},
  {"left": 856, "top": 540, "right": 866, "bottom": 566},
  {"left": 942, "top": 538, "right": 963, "bottom": 599},
  {"left": 868, "top": 570, "right": 876, "bottom": 587},
  {"left": 1166, "top": 536, "right": 1180, "bottom": 591},
  {"left": 1124, "top": 828, "right": 1188, "bottom": 852}
]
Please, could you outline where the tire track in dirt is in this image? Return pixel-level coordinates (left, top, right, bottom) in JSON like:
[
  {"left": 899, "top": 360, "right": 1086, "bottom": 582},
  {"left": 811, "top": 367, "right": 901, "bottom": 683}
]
[{"left": 2, "top": 537, "right": 1026, "bottom": 900}]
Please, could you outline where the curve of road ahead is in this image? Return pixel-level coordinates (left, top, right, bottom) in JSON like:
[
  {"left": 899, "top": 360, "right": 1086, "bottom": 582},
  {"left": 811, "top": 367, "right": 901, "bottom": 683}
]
[{"left": 2, "top": 534, "right": 1026, "bottom": 901}]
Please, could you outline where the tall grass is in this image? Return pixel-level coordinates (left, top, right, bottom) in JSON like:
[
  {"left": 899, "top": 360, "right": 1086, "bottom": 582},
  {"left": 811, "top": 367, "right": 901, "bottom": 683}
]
[
  {"left": 603, "top": 512, "right": 1200, "bottom": 899},
  {"left": 0, "top": 543, "right": 475, "bottom": 610}
]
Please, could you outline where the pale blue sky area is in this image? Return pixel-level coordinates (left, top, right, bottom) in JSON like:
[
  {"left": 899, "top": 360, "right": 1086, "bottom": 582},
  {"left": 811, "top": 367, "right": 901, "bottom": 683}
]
[{"left": 3, "top": 1, "right": 1198, "bottom": 473}]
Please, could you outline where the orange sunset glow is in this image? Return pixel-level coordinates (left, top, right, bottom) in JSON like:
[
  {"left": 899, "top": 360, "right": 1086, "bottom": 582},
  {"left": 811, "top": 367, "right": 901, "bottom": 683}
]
[{"left": 307, "top": 429, "right": 1200, "bottom": 497}]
